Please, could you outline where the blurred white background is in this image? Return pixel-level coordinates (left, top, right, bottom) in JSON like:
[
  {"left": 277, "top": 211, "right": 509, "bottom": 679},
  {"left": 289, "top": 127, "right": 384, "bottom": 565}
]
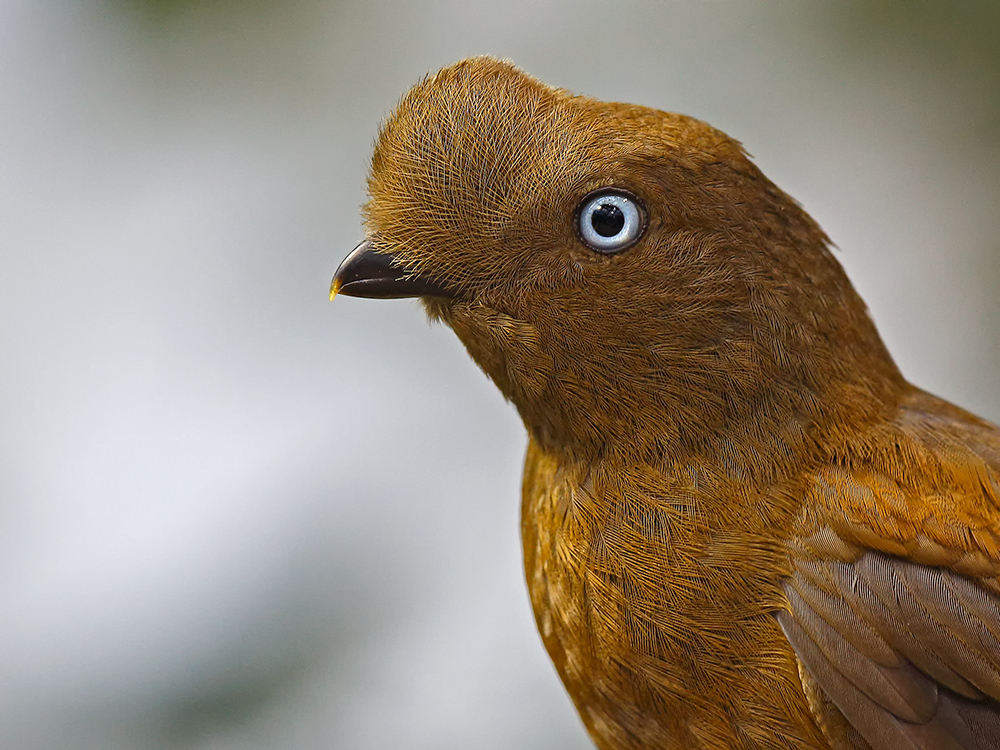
[{"left": 1, "top": 1, "right": 998, "bottom": 748}]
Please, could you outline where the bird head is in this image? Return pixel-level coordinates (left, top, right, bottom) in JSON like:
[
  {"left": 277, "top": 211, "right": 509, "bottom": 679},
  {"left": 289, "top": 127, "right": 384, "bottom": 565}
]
[{"left": 333, "top": 57, "right": 903, "bottom": 466}]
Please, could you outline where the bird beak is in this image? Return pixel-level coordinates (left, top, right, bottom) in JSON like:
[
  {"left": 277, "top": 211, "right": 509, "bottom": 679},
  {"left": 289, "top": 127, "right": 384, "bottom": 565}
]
[{"left": 330, "top": 239, "right": 454, "bottom": 300}]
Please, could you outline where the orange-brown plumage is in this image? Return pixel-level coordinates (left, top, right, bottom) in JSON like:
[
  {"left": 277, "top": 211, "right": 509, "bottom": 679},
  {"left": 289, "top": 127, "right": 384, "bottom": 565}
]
[{"left": 332, "top": 57, "right": 1000, "bottom": 749}]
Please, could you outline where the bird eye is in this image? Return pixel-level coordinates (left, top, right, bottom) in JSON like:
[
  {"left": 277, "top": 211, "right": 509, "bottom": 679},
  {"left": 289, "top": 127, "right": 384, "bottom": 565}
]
[{"left": 577, "top": 190, "right": 644, "bottom": 253}]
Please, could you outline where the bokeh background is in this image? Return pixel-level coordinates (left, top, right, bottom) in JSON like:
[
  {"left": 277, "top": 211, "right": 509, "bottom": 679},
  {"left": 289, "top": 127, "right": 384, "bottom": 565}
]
[{"left": 2, "top": 1, "right": 998, "bottom": 748}]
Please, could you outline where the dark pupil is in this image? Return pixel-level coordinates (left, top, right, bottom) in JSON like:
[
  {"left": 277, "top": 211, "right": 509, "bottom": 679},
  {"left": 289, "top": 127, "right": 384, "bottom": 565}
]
[{"left": 591, "top": 203, "right": 625, "bottom": 237}]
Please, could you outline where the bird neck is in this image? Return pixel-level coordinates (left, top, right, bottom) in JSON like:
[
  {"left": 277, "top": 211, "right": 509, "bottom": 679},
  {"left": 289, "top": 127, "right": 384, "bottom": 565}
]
[
  {"left": 518, "top": 327, "right": 905, "bottom": 481},
  {"left": 527, "top": 366, "right": 902, "bottom": 483},
  {"left": 437, "top": 291, "right": 907, "bottom": 481}
]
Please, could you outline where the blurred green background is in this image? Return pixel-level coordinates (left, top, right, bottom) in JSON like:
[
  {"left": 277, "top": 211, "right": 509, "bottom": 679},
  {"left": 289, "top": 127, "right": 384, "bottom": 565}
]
[{"left": 1, "top": 1, "right": 997, "bottom": 748}]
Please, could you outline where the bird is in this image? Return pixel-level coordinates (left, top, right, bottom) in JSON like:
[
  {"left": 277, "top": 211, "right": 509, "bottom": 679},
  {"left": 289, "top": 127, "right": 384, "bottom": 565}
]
[{"left": 330, "top": 56, "right": 1000, "bottom": 750}]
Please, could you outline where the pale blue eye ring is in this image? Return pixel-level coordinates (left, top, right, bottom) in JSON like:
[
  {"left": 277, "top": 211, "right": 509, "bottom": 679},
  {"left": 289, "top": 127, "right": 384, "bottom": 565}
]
[{"left": 577, "top": 190, "right": 644, "bottom": 253}]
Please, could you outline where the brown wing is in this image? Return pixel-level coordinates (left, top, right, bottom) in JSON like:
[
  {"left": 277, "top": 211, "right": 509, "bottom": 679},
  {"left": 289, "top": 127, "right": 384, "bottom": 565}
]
[
  {"left": 778, "top": 547, "right": 1000, "bottom": 750},
  {"left": 781, "top": 392, "right": 1000, "bottom": 750}
]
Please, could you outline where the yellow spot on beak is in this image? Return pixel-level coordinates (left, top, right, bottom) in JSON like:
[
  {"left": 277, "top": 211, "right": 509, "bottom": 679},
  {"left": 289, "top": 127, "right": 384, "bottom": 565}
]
[{"left": 329, "top": 277, "right": 341, "bottom": 301}]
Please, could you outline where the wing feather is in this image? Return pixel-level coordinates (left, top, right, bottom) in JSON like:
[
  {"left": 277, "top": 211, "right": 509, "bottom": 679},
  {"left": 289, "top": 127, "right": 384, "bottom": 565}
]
[
  {"left": 779, "top": 607, "right": 969, "bottom": 750},
  {"left": 783, "top": 549, "right": 1000, "bottom": 749},
  {"left": 783, "top": 581, "right": 936, "bottom": 721},
  {"left": 784, "top": 390, "right": 1000, "bottom": 749}
]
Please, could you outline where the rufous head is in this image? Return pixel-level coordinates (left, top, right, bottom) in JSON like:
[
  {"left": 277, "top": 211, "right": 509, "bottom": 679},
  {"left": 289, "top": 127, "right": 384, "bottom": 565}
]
[{"left": 333, "top": 56, "right": 902, "bottom": 464}]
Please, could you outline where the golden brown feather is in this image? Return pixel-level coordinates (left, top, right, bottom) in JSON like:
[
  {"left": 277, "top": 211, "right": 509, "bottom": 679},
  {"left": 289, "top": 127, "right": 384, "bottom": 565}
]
[{"left": 332, "top": 56, "right": 1000, "bottom": 750}]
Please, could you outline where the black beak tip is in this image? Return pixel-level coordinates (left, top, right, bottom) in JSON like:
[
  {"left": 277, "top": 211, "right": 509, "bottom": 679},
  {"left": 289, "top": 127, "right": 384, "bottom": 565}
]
[{"left": 331, "top": 239, "right": 453, "bottom": 300}]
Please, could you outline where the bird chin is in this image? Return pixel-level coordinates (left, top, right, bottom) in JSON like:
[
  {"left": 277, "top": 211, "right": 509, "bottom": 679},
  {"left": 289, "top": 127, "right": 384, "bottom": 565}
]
[
  {"left": 420, "top": 295, "right": 455, "bottom": 323},
  {"left": 420, "top": 296, "right": 510, "bottom": 327}
]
